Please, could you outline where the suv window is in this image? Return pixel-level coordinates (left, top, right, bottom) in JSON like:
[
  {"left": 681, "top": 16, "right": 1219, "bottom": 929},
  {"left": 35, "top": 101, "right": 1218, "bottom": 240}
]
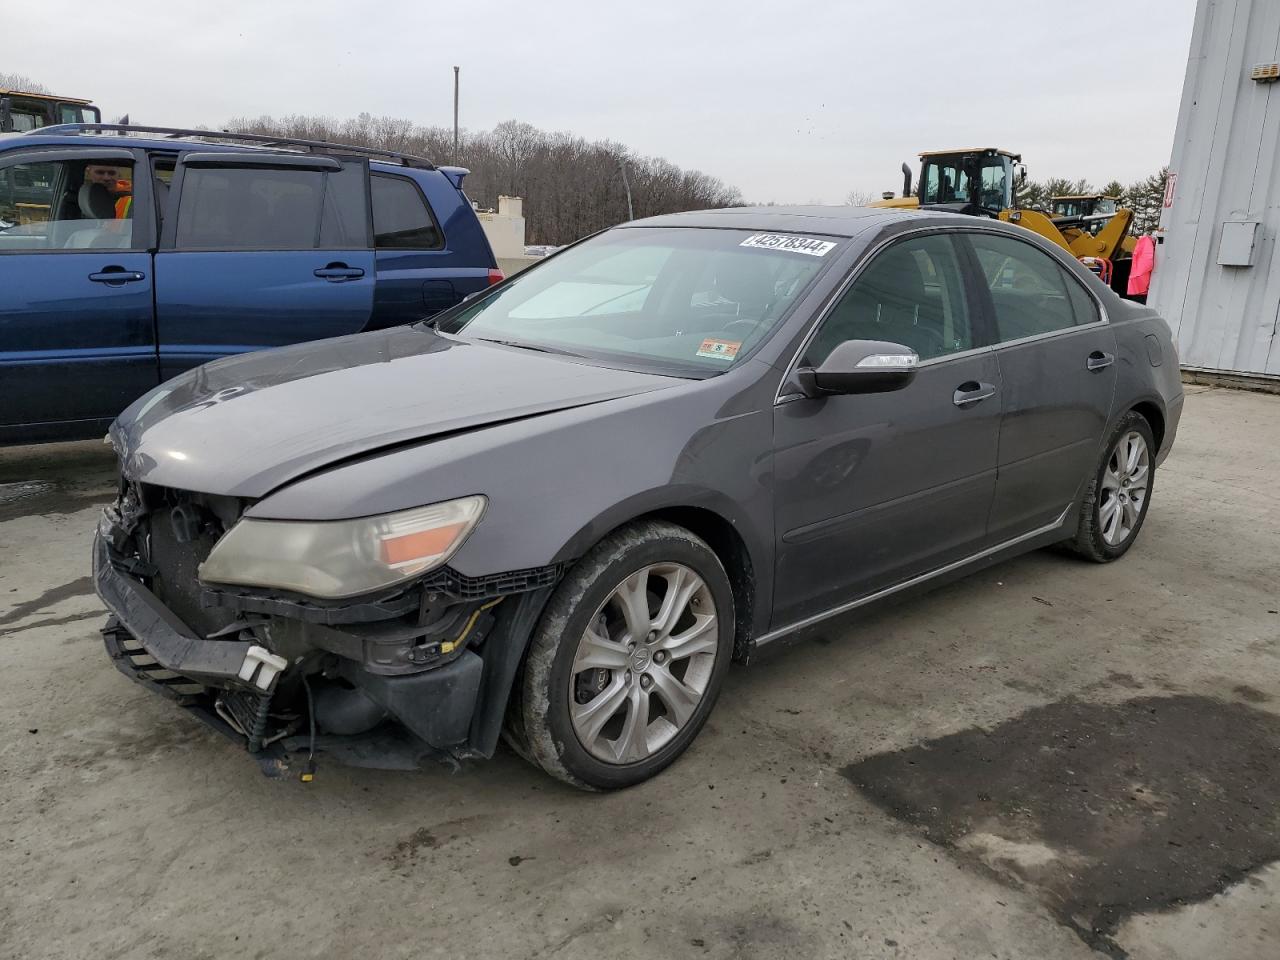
[
  {"left": 970, "top": 233, "right": 1096, "bottom": 341},
  {"left": 805, "top": 233, "right": 973, "bottom": 365},
  {"left": 174, "top": 163, "right": 365, "bottom": 250},
  {"left": 371, "top": 174, "right": 441, "bottom": 249},
  {"left": 0, "top": 157, "right": 135, "bottom": 250}
]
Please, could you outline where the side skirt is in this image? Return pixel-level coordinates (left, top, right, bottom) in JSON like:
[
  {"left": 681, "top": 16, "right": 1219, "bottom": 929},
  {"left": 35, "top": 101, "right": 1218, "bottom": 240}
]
[{"left": 754, "top": 506, "right": 1074, "bottom": 649}]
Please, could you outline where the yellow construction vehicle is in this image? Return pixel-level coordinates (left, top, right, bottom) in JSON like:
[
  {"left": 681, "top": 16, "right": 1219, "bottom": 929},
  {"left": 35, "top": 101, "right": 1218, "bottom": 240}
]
[
  {"left": 1050, "top": 194, "right": 1120, "bottom": 219},
  {"left": 0, "top": 89, "right": 100, "bottom": 133},
  {"left": 872, "top": 148, "right": 1136, "bottom": 292}
]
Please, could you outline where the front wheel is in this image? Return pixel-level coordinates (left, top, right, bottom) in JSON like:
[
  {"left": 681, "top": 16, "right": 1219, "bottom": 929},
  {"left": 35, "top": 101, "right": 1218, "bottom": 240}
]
[
  {"left": 509, "top": 520, "right": 734, "bottom": 790},
  {"left": 1065, "top": 410, "right": 1156, "bottom": 562}
]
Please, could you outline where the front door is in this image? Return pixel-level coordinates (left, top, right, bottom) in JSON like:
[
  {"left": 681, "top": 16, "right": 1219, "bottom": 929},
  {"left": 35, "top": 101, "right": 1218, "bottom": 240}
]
[
  {"left": 154, "top": 152, "right": 375, "bottom": 381},
  {"left": 0, "top": 148, "right": 157, "bottom": 438},
  {"left": 965, "top": 231, "right": 1118, "bottom": 540},
  {"left": 771, "top": 232, "right": 1002, "bottom": 629}
]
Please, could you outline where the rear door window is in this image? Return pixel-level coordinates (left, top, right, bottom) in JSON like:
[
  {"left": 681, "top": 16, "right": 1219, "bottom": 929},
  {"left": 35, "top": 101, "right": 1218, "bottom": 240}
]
[
  {"left": 969, "top": 233, "right": 1096, "bottom": 342},
  {"left": 173, "top": 161, "right": 367, "bottom": 250},
  {"left": 370, "top": 174, "right": 442, "bottom": 249}
]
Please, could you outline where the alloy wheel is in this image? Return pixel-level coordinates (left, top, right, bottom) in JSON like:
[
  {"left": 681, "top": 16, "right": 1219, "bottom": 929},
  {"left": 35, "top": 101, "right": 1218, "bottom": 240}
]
[
  {"left": 568, "top": 563, "right": 719, "bottom": 764},
  {"left": 1099, "top": 431, "right": 1150, "bottom": 546}
]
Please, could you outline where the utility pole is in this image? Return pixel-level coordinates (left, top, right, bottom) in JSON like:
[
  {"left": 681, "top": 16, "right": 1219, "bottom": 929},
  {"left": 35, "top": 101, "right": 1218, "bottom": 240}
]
[
  {"left": 618, "top": 157, "right": 634, "bottom": 221},
  {"left": 452, "top": 66, "right": 460, "bottom": 164}
]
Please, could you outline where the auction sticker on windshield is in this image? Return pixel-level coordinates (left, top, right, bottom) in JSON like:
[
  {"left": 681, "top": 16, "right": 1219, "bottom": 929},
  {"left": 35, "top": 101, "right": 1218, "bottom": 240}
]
[
  {"left": 739, "top": 234, "right": 837, "bottom": 257},
  {"left": 697, "top": 338, "right": 742, "bottom": 361}
]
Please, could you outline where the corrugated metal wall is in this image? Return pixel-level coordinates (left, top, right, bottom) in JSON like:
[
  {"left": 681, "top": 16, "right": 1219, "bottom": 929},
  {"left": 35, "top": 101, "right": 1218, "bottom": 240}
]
[{"left": 1151, "top": 0, "right": 1280, "bottom": 379}]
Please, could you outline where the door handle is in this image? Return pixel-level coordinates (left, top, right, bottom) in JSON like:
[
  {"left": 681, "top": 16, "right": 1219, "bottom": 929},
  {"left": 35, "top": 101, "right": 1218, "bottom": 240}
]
[
  {"left": 953, "top": 381, "right": 997, "bottom": 407},
  {"left": 1087, "top": 351, "right": 1115, "bottom": 371},
  {"left": 88, "top": 269, "right": 146, "bottom": 284},
  {"left": 314, "top": 263, "right": 366, "bottom": 281}
]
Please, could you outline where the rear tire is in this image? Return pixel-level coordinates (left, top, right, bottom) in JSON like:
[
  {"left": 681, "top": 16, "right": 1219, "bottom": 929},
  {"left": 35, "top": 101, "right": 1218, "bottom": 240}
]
[
  {"left": 509, "top": 520, "right": 734, "bottom": 790},
  {"left": 1065, "top": 410, "right": 1156, "bottom": 563}
]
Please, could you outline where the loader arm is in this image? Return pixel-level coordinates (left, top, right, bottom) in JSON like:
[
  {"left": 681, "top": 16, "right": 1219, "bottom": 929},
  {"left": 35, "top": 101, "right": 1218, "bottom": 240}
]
[
  {"left": 1068, "top": 208, "right": 1134, "bottom": 260},
  {"left": 999, "top": 208, "right": 1136, "bottom": 262}
]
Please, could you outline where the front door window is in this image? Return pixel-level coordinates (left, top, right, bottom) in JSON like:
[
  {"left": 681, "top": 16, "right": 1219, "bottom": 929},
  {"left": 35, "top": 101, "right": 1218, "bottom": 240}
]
[
  {"left": 0, "top": 157, "right": 135, "bottom": 249},
  {"left": 804, "top": 233, "right": 974, "bottom": 364}
]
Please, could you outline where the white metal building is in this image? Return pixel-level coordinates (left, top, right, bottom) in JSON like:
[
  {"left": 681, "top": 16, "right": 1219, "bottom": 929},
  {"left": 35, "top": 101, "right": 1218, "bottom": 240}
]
[{"left": 1151, "top": 0, "right": 1280, "bottom": 384}]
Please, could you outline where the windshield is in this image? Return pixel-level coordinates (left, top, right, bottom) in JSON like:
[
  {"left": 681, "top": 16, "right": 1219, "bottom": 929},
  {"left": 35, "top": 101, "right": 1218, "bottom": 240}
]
[{"left": 437, "top": 227, "right": 840, "bottom": 374}]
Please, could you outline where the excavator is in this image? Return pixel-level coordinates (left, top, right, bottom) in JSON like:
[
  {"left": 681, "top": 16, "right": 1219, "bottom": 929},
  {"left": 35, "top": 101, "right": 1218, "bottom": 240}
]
[
  {"left": 0, "top": 89, "right": 101, "bottom": 132},
  {"left": 871, "top": 148, "right": 1136, "bottom": 293}
]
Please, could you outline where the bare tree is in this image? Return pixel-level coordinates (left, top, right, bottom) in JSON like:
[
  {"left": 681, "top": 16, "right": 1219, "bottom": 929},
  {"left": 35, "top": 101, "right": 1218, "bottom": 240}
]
[
  {"left": 226, "top": 114, "right": 743, "bottom": 246},
  {"left": 0, "top": 72, "right": 50, "bottom": 93},
  {"left": 844, "top": 189, "right": 878, "bottom": 206}
]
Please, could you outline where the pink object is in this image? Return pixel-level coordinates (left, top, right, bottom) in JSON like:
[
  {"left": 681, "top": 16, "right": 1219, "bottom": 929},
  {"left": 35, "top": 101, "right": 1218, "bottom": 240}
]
[{"left": 1128, "top": 235, "right": 1156, "bottom": 296}]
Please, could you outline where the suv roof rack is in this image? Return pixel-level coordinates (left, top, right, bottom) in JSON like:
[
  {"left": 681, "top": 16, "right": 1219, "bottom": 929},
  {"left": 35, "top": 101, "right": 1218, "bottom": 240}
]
[{"left": 30, "top": 123, "right": 436, "bottom": 170}]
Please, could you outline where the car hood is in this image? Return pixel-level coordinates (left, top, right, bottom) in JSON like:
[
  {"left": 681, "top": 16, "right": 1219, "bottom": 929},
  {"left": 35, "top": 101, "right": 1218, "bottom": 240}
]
[{"left": 111, "top": 326, "right": 679, "bottom": 498}]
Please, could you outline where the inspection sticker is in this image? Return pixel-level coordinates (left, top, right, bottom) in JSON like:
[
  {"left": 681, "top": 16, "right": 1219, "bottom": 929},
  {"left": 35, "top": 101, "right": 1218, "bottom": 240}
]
[
  {"left": 739, "top": 234, "right": 837, "bottom": 257},
  {"left": 696, "top": 338, "right": 742, "bottom": 361}
]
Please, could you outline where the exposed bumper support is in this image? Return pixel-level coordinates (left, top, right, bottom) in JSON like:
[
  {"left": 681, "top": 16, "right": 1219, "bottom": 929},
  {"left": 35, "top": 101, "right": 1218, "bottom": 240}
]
[{"left": 94, "top": 528, "right": 272, "bottom": 690}]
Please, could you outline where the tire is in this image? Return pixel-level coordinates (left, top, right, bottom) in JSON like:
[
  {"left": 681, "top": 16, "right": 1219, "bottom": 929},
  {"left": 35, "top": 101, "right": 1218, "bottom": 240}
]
[
  {"left": 1064, "top": 410, "right": 1156, "bottom": 562},
  {"left": 508, "top": 520, "right": 735, "bottom": 790}
]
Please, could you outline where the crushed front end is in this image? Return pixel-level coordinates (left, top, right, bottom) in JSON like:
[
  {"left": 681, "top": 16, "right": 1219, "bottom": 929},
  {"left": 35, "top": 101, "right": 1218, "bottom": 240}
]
[{"left": 94, "top": 477, "right": 558, "bottom": 777}]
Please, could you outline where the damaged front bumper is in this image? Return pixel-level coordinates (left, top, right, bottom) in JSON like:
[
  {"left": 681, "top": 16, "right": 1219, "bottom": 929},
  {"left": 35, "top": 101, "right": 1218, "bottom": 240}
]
[{"left": 93, "top": 501, "right": 556, "bottom": 775}]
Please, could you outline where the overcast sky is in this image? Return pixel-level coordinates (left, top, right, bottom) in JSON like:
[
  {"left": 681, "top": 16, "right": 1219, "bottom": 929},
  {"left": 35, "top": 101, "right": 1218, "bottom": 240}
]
[{"left": 10, "top": 0, "right": 1197, "bottom": 204}]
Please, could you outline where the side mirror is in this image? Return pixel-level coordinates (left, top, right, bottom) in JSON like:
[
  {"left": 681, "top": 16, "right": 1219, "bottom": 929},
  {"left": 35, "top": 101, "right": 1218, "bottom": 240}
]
[
  {"left": 1017, "top": 163, "right": 1028, "bottom": 186},
  {"left": 796, "top": 340, "right": 919, "bottom": 397}
]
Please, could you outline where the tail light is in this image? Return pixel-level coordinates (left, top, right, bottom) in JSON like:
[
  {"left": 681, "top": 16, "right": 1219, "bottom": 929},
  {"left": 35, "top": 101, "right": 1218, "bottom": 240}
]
[{"left": 487, "top": 268, "right": 504, "bottom": 286}]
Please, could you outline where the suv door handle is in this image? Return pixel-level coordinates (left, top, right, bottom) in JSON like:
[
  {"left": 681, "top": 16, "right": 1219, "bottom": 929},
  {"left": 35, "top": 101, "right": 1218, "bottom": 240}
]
[
  {"left": 1087, "top": 351, "right": 1115, "bottom": 371},
  {"left": 314, "top": 263, "right": 365, "bottom": 281},
  {"left": 88, "top": 269, "right": 146, "bottom": 284},
  {"left": 953, "top": 381, "right": 997, "bottom": 407}
]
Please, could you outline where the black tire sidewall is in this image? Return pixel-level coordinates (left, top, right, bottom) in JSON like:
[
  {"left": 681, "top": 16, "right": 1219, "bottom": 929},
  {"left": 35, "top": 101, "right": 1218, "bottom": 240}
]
[{"left": 522, "top": 523, "right": 734, "bottom": 790}]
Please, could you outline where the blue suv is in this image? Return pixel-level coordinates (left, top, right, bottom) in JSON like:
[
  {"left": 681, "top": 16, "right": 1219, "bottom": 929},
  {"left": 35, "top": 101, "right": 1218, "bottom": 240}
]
[{"left": 0, "top": 124, "right": 501, "bottom": 444}]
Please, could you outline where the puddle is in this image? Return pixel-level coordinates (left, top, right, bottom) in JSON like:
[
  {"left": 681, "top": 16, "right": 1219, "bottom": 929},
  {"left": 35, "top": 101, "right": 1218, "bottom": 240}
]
[
  {"left": 0, "top": 442, "right": 119, "bottom": 522},
  {"left": 842, "top": 695, "right": 1280, "bottom": 957},
  {"left": 0, "top": 480, "right": 56, "bottom": 504}
]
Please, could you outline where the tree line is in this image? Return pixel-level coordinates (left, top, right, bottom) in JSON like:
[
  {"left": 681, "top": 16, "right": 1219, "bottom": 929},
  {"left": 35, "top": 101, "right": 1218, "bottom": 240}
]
[{"left": 225, "top": 113, "right": 743, "bottom": 247}]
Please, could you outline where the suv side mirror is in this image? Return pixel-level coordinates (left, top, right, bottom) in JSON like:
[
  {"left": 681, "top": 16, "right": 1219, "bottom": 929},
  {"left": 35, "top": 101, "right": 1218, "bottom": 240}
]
[{"left": 796, "top": 339, "right": 919, "bottom": 396}]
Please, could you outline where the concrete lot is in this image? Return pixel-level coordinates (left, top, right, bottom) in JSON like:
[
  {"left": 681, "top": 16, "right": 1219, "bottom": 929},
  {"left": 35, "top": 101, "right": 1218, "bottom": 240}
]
[{"left": 1, "top": 385, "right": 1277, "bottom": 960}]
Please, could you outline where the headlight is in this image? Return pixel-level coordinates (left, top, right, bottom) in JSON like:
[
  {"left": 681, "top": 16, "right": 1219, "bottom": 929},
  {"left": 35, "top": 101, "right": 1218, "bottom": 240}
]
[{"left": 199, "top": 496, "right": 486, "bottom": 599}]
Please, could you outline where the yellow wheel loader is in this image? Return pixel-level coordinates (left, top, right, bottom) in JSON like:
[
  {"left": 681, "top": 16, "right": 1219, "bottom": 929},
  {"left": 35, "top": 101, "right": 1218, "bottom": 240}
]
[{"left": 871, "top": 149, "right": 1136, "bottom": 294}]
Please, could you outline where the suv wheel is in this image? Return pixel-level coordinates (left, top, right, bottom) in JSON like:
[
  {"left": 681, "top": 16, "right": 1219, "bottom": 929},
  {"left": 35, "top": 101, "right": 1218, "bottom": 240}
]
[
  {"left": 509, "top": 520, "right": 734, "bottom": 790},
  {"left": 1065, "top": 410, "right": 1156, "bottom": 562}
]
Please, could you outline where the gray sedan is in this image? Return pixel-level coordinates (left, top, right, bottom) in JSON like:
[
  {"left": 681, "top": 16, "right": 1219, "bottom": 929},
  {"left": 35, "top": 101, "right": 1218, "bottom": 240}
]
[{"left": 96, "top": 206, "right": 1183, "bottom": 789}]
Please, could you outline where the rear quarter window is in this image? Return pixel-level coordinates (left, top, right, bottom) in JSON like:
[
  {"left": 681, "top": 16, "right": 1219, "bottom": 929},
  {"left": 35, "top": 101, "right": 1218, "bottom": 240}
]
[{"left": 370, "top": 174, "right": 442, "bottom": 250}]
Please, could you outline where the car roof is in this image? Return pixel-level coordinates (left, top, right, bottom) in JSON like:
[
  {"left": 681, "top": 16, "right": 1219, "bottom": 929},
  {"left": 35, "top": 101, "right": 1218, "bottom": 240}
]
[
  {"left": 0, "top": 130, "right": 432, "bottom": 176},
  {"left": 622, "top": 204, "right": 967, "bottom": 238}
]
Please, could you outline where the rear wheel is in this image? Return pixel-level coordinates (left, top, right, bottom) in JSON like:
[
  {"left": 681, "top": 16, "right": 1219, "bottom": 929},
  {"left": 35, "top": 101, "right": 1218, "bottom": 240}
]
[
  {"left": 509, "top": 520, "right": 734, "bottom": 790},
  {"left": 1065, "top": 410, "right": 1155, "bottom": 562}
]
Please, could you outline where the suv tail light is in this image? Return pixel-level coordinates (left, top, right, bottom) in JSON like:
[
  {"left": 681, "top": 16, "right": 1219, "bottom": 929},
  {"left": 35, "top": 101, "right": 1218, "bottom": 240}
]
[{"left": 487, "top": 268, "right": 504, "bottom": 286}]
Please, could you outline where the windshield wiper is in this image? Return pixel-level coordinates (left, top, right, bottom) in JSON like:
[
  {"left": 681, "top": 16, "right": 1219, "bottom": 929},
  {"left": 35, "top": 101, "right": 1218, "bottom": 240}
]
[{"left": 475, "top": 337, "right": 583, "bottom": 358}]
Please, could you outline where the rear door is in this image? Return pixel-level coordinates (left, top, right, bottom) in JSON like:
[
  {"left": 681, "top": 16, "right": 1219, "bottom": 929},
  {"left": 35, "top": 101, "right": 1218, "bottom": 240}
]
[
  {"left": 964, "top": 231, "right": 1118, "bottom": 541},
  {"left": 366, "top": 171, "right": 459, "bottom": 327},
  {"left": 154, "top": 151, "right": 374, "bottom": 381},
  {"left": 0, "top": 147, "right": 157, "bottom": 437}
]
